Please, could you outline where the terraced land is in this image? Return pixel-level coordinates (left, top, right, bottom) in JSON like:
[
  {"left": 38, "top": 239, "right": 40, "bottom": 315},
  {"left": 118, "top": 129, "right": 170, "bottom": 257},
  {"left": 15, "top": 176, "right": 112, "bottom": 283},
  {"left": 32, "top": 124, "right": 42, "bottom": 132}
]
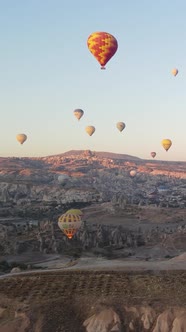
[
  {"left": 1, "top": 270, "right": 186, "bottom": 304},
  {"left": 0, "top": 270, "right": 186, "bottom": 332}
]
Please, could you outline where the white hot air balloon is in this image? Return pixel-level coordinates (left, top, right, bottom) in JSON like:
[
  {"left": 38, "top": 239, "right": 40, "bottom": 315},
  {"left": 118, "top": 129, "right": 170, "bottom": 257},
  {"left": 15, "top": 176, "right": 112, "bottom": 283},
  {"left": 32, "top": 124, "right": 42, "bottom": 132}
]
[
  {"left": 116, "top": 122, "right": 126, "bottom": 132},
  {"left": 58, "top": 174, "right": 70, "bottom": 185}
]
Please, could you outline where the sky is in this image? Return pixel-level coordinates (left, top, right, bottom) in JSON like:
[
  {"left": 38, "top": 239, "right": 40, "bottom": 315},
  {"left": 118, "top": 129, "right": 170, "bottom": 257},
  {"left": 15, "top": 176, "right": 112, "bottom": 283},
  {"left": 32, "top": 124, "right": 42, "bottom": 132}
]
[{"left": 1, "top": 0, "right": 186, "bottom": 161}]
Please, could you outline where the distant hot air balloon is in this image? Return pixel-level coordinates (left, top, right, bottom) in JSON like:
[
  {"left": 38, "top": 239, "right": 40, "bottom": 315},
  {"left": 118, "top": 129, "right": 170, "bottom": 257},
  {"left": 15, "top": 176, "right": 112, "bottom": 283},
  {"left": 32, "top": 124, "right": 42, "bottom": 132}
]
[
  {"left": 16, "top": 134, "right": 27, "bottom": 145},
  {"left": 87, "top": 32, "right": 118, "bottom": 69},
  {"left": 58, "top": 174, "right": 70, "bottom": 184},
  {"left": 58, "top": 213, "right": 82, "bottom": 239},
  {"left": 85, "top": 126, "right": 95, "bottom": 136},
  {"left": 74, "top": 109, "right": 84, "bottom": 121},
  {"left": 130, "top": 170, "right": 137, "bottom": 177},
  {"left": 151, "top": 152, "right": 156, "bottom": 158},
  {"left": 161, "top": 139, "right": 172, "bottom": 152},
  {"left": 171, "top": 68, "right": 178, "bottom": 76},
  {"left": 116, "top": 122, "right": 126, "bottom": 132}
]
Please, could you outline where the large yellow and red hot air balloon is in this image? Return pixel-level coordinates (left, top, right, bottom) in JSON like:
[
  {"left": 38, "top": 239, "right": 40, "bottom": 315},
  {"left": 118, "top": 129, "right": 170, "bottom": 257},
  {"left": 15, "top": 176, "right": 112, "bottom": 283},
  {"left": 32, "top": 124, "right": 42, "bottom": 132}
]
[
  {"left": 58, "top": 212, "right": 82, "bottom": 239},
  {"left": 161, "top": 139, "right": 172, "bottom": 152},
  {"left": 87, "top": 32, "right": 118, "bottom": 69}
]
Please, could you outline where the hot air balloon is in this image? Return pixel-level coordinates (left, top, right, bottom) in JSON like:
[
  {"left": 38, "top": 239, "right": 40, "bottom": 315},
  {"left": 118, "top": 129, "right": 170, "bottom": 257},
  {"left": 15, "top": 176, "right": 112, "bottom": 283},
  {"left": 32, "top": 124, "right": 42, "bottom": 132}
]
[
  {"left": 66, "top": 209, "right": 83, "bottom": 217},
  {"left": 171, "top": 68, "right": 178, "bottom": 76},
  {"left": 58, "top": 213, "right": 82, "bottom": 239},
  {"left": 58, "top": 174, "right": 70, "bottom": 184},
  {"left": 16, "top": 134, "right": 27, "bottom": 145},
  {"left": 161, "top": 139, "right": 172, "bottom": 152},
  {"left": 151, "top": 152, "right": 156, "bottom": 158},
  {"left": 74, "top": 109, "right": 84, "bottom": 120},
  {"left": 116, "top": 122, "right": 126, "bottom": 132},
  {"left": 87, "top": 32, "right": 118, "bottom": 69},
  {"left": 85, "top": 126, "right": 95, "bottom": 136},
  {"left": 130, "top": 170, "right": 137, "bottom": 177}
]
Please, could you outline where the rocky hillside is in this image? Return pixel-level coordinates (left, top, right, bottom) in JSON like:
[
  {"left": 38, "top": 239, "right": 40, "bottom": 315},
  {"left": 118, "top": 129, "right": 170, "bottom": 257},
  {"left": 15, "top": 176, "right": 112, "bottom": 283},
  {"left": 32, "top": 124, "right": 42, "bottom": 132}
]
[
  {"left": 0, "top": 151, "right": 186, "bottom": 331},
  {"left": 0, "top": 270, "right": 186, "bottom": 331},
  {"left": 0, "top": 150, "right": 185, "bottom": 258},
  {"left": 0, "top": 150, "right": 186, "bottom": 218}
]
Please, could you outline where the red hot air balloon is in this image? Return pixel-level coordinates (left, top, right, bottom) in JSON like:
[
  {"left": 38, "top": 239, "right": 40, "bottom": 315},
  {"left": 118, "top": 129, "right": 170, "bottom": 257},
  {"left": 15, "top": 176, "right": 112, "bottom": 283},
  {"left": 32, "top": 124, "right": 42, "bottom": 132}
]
[{"left": 87, "top": 32, "right": 118, "bottom": 69}]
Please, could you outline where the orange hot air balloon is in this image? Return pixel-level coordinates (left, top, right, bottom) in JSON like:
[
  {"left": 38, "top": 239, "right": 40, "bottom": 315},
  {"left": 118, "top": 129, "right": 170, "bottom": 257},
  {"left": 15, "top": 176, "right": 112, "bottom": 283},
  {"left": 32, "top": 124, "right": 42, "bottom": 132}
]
[
  {"left": 87, "top": 32, "right": 118, "bottom": 69},
  {"left": 16, "top": 134, "right": 27, "bottom": 145},
  {"left": 171, "top": 68, "right": 178, "bottom": 76}
]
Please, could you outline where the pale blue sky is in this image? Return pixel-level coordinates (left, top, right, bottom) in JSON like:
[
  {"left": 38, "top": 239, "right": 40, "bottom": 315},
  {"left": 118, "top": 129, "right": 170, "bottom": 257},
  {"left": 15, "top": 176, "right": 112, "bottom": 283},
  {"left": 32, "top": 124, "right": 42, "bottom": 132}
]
[{"left": 1, "top": 0, "right": 186, "bottom": 161}]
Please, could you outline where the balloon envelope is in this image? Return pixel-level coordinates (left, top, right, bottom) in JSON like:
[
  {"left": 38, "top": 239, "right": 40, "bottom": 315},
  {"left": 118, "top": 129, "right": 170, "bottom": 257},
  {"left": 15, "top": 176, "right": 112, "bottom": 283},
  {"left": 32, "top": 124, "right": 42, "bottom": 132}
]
[
  {"left": 87, "top": 32, "right": 118, "bottom": 69},
  {"left": 58, "top": 174, "right": 69, "bottom": 184},
  {"left": 85, "top": 126, "right": 95, "bottom": 136},
  {"left": 74, "top": 109, "right": 84, "bottom": 120},
  {"left": 58, "top": 213, "right": 82, "bottom": 239},
  {"left": 151, "top": 152, "right": 156, "bottom": 158},
  {"left": 66, "top": 209, "right": 83, "bottom": 217},
  {"left": 16, "top": 134, "right": 27, "bottom": 145},
  {"left": 130, "top": 170, "right": 137, "bottom": 177},
  {"left": 116, "top": 122, "right": 126, "bottom": 132},
  {"left": 171, "top": 68, "right": 178, "bottom": 76},
  {"left": 161, "top": 139, "right": 172, "bottom": 152}
]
